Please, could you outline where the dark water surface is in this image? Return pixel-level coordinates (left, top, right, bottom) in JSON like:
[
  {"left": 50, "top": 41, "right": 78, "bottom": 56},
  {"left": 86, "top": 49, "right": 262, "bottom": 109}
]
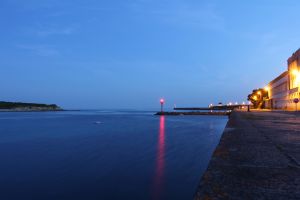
[{"left": 0, "top": 111, "right": 227, "bottom": 200}]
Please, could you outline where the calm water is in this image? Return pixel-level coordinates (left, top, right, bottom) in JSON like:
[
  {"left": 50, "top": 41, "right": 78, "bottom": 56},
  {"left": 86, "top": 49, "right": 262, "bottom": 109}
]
[{"left": 0, "top": 111, "right": 227, "bottom": 200}]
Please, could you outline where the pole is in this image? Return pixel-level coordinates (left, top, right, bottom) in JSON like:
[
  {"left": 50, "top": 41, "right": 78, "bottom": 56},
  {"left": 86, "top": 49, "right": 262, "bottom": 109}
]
[{"left": 161, "top": 103, "right": 163, "bottom": 113}]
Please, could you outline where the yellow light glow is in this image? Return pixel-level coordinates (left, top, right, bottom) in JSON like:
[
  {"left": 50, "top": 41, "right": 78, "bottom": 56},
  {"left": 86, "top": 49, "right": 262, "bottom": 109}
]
[
  {"left": 253, "top": 95, "right": 257, "bottom": 100},
  {"left": 257, "top": 91, "right": 261, "bottom": 95},
  {"left": 264, "top": 86, "right": 270, "bottom": 91},
  {"left": 292, "top": 69, "right": 299, "bottom": 76},
  {"left": 291, "top": 69, "right": 300, "bottom": 88}
]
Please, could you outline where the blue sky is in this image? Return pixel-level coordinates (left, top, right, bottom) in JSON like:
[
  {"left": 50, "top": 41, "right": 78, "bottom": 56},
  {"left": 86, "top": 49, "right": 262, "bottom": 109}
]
[{"left": 1, "top": 0, "right": 300, "bottom": 109}]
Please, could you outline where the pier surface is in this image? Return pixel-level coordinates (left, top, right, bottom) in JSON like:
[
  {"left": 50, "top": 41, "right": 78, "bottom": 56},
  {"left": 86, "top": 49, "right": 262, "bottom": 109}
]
[{"left": 195, "top": 110, "right": 300, "bottom": 199}]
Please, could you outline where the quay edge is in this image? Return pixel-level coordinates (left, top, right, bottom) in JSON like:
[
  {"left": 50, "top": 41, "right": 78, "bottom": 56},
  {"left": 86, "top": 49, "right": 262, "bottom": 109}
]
[{"left": 194, "top": 110, "right": 300, "bottom": 199}]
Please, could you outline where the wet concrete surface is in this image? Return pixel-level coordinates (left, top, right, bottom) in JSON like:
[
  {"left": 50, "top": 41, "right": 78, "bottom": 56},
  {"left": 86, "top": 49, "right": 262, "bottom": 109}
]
[{"left": 194, "top": 111, "right": 300, "bottom": 200}]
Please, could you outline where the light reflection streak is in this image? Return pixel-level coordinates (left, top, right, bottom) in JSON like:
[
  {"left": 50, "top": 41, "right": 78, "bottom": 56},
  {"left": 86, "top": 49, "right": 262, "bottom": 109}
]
[{"left": 152, "top": 116, "right": 165, "bottom": 200}]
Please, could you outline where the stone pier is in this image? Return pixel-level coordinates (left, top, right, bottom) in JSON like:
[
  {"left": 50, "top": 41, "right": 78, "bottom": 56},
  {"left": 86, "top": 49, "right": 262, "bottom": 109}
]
[{"left": 194, "top": 111, "right": 300, "bottom": 199}]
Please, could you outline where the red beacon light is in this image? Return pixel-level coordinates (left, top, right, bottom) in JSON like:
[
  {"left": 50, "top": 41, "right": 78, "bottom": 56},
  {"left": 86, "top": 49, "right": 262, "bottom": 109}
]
[{"left": 160, "top": 98, "right": 165, "bottom": 113}]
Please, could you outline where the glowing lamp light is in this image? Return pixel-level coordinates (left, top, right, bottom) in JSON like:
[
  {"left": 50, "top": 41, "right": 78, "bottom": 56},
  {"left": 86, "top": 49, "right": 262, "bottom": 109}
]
[
  {"left": 291, "top": 69, "right": 300, "bottom": 85},
  {"left": 292, "top": 69, "right": 299, "bottom": 76},
  {"left": 293, "top": 70, "right": 300, "bottom": 85},
  {"left": 253, "top": 95, "right": 257, "bottom": 100},
  {"left": 257, "top": 91, "right": 261, "bottom": 95},
  {"left": 264, "top": 86, "right": 270, "bottom": 91},
  {"left": 160, "top": 98, "right": 165, "bottom": 112}
]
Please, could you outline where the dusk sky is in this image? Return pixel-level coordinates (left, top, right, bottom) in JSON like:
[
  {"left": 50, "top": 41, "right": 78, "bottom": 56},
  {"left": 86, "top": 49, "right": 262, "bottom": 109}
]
[{"left": 1, "top": 0, "right": 300, "bottom": 109}]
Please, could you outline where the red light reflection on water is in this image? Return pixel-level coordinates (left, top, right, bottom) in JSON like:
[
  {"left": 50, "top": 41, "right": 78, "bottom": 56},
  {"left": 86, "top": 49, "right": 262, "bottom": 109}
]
[{"left": 152, "top": 116, "right": 165, "bottom": 200}]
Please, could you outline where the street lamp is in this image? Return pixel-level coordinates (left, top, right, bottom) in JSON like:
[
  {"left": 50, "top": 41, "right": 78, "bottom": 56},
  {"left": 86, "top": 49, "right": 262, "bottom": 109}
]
[{"left": 160, "top": 99, "right": 165, "bottom": 112}]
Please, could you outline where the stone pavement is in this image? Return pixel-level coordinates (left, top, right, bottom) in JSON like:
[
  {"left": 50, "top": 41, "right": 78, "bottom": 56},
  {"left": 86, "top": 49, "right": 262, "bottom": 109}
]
[{"left": 194, "top": 111, "right": 300, "bottom": 200}]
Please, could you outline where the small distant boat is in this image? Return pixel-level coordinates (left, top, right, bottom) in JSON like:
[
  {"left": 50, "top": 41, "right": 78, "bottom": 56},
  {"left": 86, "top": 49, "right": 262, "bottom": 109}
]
[{"left": 94, "top": 121, "right": 102, "bottom": 124}]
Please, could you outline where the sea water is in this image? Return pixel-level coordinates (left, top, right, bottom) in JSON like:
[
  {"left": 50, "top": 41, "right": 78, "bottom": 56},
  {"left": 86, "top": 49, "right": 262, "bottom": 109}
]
[{"left": 0, "top": 110, "right": 227, "bottom": 200}]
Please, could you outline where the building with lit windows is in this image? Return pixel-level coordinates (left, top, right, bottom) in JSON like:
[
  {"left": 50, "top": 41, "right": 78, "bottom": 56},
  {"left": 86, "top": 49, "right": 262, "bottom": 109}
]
[
  {"left": 264, "top": 71, "right": 288, "bottom": 109},
  {"left": 287, "top": 49, "right": 300, "bottom": 108},
  {"left": 264, "top": 49, "right": 300, "bottom": 110}
]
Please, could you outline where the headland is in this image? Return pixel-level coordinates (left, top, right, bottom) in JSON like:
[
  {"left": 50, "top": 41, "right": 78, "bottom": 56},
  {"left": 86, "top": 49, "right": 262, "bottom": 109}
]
[{"left": 0, "top": 101, "right": 63, "bottom": 112}]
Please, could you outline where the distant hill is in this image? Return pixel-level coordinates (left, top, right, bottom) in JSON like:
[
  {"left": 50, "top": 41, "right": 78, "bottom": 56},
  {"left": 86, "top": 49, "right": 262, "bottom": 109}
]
[{"left": 0, "top": 101, "right": 63, "bottom": 111}]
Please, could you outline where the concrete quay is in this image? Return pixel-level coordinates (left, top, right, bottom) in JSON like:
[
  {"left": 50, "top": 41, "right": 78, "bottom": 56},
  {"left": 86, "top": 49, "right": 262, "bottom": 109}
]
[{"left": 194, "top": 110, "right": 300, "bottom": 200}]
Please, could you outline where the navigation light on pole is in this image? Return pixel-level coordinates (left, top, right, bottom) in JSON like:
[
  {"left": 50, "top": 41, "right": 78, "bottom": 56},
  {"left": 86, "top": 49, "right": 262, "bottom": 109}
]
[{"left": 160, "top": 99, "right": 165, "bottom": 112}]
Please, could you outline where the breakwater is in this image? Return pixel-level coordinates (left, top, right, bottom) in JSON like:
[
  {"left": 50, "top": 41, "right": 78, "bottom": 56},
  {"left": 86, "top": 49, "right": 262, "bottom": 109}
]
[
  {"left": 155, "top": 111, "right": 230, "bottom": 116},
  {"left": 194, "top": 111, "right": 300, "bottom": 199}
]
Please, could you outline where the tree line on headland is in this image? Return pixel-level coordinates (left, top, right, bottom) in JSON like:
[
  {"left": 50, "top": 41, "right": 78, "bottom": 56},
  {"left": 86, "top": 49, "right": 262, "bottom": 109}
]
[{"left": 0, "top": 101, "right": 62, "bottom": 111}]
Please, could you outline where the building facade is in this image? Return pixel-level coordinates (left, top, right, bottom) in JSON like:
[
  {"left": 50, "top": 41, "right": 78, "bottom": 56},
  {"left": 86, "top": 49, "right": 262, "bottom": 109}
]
[
  {"left": 265, "top": 71, "right": 288, "bottom": 109},
  {"left": 287, "top": 49, "right": 300, "bottom": 109},
  {"left": 265, "top": 49, "right": 300, "bottom": 110}
]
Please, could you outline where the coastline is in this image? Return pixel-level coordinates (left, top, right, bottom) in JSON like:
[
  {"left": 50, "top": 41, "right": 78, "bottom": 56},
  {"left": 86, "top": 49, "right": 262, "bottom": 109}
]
[
  {"left": 0, "top": 101, "right": 62, "bottom": 112},
  {"left": 0, "top": 108, "right": 64, "bottom": 112},
  {"left": 194, "top": 110, "right": 300, "bottom": 199}
]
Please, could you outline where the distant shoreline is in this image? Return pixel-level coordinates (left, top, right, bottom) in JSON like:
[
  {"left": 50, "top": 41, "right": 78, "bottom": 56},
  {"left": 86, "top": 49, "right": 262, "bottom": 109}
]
[
  {"left": 0, "top": 101, "right": 63, "bottom": 112},
  {"left": 0, "top": 109, "right": 64, "bottom": 112}
]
